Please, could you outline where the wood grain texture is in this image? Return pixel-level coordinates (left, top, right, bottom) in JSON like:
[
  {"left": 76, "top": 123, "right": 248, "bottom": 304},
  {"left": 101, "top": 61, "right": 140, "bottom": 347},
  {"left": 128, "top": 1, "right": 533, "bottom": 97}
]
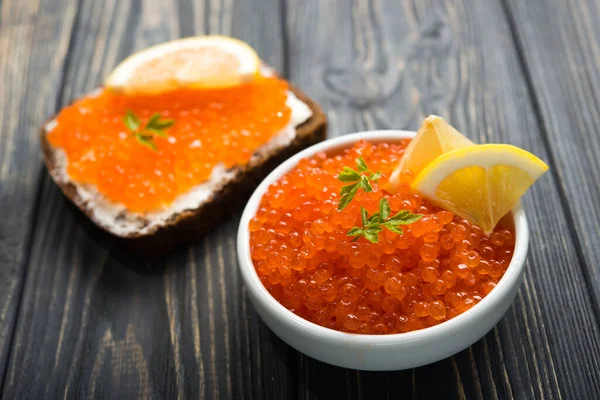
[
  {"left": 503, "top": 0, "right": 600, "bottom": 310},
  {"left": 2, "top": 0, "right": 181, "bottom": 398},
  {"left": 0, "top": 0, "right": 79, "bottom": 388},
  {"left": 1, "top": 0, "right": 297, "bottom": 399},
  {"left": 284, "top": 0, "right": 600, "bottom": 398},
  {"left": 2, "top": 0, "right": 600, "bottom": 398}
]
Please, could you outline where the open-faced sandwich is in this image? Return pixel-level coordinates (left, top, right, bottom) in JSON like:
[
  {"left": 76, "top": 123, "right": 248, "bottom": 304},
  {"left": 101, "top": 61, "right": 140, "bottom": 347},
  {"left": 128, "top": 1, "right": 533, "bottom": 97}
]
[{"left": 41, "top": 36, "right": 327, "bottom": 253}]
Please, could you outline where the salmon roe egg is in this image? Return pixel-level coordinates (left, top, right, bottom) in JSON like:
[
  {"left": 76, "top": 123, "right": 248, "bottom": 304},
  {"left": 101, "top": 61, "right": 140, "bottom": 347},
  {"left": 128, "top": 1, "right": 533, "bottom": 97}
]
[
  {"left": 250, "top": 141, "right": 516, "bottom": 334},
  {"left": 48, "top": 77, "right": 291, "bottom": 212}
]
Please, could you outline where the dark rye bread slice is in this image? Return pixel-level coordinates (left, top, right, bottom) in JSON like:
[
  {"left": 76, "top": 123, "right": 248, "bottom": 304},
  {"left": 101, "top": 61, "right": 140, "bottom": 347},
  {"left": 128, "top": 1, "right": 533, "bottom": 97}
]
[{"left": 41, "top": 85, "right": 327, "bottom": 255}]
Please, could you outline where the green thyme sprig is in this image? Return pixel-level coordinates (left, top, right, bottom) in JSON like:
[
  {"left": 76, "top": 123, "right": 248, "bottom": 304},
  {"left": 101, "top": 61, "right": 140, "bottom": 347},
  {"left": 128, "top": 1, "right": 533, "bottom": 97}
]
[
  {"left": 347, "top": 198, "right": 423, "bottom": 243},
  {"left": 336, "top": 157, "right": 422, "bottom": 242},
  {"left": 123, "top": 110, "right": 175, "bottom": 151},
  {"left": 337, "top": 156, "right": 381, "bottom": 210}
]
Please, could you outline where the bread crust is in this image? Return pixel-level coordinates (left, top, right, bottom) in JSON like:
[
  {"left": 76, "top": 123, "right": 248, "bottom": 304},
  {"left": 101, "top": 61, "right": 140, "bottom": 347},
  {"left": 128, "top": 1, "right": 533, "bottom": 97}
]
[{"left": 40, "top": 85, "right": 327, "bottom": 255}]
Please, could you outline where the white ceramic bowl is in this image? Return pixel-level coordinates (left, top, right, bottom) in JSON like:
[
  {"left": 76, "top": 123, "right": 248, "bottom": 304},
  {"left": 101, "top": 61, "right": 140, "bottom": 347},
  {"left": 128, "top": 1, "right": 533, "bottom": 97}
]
[{"left": 237, "top": 130, "right": 529, "bottom": 371}]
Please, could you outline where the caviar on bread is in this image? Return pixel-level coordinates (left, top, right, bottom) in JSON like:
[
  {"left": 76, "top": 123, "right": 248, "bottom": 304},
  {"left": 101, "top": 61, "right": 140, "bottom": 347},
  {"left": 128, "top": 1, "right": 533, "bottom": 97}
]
[{"left": 40, "top": 37, "right": 327, "bottom": 254}]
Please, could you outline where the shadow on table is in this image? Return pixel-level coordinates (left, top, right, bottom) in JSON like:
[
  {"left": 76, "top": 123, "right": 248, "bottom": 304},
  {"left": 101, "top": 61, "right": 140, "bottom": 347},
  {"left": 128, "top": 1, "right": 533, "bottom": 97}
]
[
  {"left": 292, "top": 338, "right": 485, "bottom": 399},
  {"left": 247, "top": 310, "right": 498, "bottom": 400},
  {"left": 62, "top": 192, "right": 222, "bottom": 275}
]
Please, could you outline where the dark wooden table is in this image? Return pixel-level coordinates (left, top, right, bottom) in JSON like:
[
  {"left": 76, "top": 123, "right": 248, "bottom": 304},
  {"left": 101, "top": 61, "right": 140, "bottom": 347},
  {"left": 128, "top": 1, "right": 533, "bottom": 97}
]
[{"left": 1, "top": 0, "right": 600, "bottom": 398}]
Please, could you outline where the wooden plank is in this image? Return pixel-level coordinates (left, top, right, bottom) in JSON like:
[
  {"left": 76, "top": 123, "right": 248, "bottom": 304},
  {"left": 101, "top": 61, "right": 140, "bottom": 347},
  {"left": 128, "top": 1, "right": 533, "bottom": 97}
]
[
  {"left": 284, "top": 0, "right": 600, "bottom": 398},
  {"left": 1, "top": 0, "right": 295, "bottom": 398},
  {"left": 504, "top": 0, "right": 600, "bottom": 310},
  {"left": 187, "top": 2, "right": 297, "bottom": 398},
  {"left": 6, "top": 0, "right": 600, "bottom": 399},
  {"left": 2, "top": 3, "right": 181, "bottom": 397},
  {"left": 0, "top": 0, "right": 79, "bottom": 388}
]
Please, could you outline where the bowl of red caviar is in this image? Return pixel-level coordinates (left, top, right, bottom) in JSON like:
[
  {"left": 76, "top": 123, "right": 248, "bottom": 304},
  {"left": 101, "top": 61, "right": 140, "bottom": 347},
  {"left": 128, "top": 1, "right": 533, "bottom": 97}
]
[{"left": 237, "top": 130, "right": 528, "bottom": 371}]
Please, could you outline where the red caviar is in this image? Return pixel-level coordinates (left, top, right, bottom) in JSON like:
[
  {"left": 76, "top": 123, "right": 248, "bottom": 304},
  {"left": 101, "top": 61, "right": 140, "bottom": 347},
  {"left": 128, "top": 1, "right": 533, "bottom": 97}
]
[
  {"left": 48, "top": 77, "right": 291, "bottom": 211},
  {"left": 249, "top": 141, "right": 515, "bottom": 334}
]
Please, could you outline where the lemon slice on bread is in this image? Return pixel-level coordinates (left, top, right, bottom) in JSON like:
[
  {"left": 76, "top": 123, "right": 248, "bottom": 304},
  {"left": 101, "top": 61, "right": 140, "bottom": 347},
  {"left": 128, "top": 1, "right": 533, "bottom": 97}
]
[{"left": 106, "top": 36, "right": 261, "bottom": 94}]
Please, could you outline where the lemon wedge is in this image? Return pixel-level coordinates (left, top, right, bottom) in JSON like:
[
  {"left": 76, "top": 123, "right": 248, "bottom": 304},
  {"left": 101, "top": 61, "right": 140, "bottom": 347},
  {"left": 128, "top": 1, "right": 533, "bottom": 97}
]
[
  {"left": 106, "top": 36, "right": 261, "bottom": 94},
  {"left": 412, "top": 144, "right": 549, "bottom": 235},
  {"left": 389, "top": 115, "right": 474, "bottom": 188}
]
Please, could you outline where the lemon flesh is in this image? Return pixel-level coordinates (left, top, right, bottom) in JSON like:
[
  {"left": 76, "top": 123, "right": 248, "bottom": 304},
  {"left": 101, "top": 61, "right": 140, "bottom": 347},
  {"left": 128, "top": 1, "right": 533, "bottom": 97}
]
[
  {"left": 412, "top": 144, "right": 549, "bottom": 235},
  {"left": 390, "top": 115, "right": 474, "bottom": 187}
]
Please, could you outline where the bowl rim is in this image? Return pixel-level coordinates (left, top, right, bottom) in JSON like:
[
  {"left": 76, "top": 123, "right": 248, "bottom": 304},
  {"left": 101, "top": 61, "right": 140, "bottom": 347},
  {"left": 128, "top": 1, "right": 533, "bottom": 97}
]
[{"left": 237, "top": 130, "right": 529, "bottom": 345}]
